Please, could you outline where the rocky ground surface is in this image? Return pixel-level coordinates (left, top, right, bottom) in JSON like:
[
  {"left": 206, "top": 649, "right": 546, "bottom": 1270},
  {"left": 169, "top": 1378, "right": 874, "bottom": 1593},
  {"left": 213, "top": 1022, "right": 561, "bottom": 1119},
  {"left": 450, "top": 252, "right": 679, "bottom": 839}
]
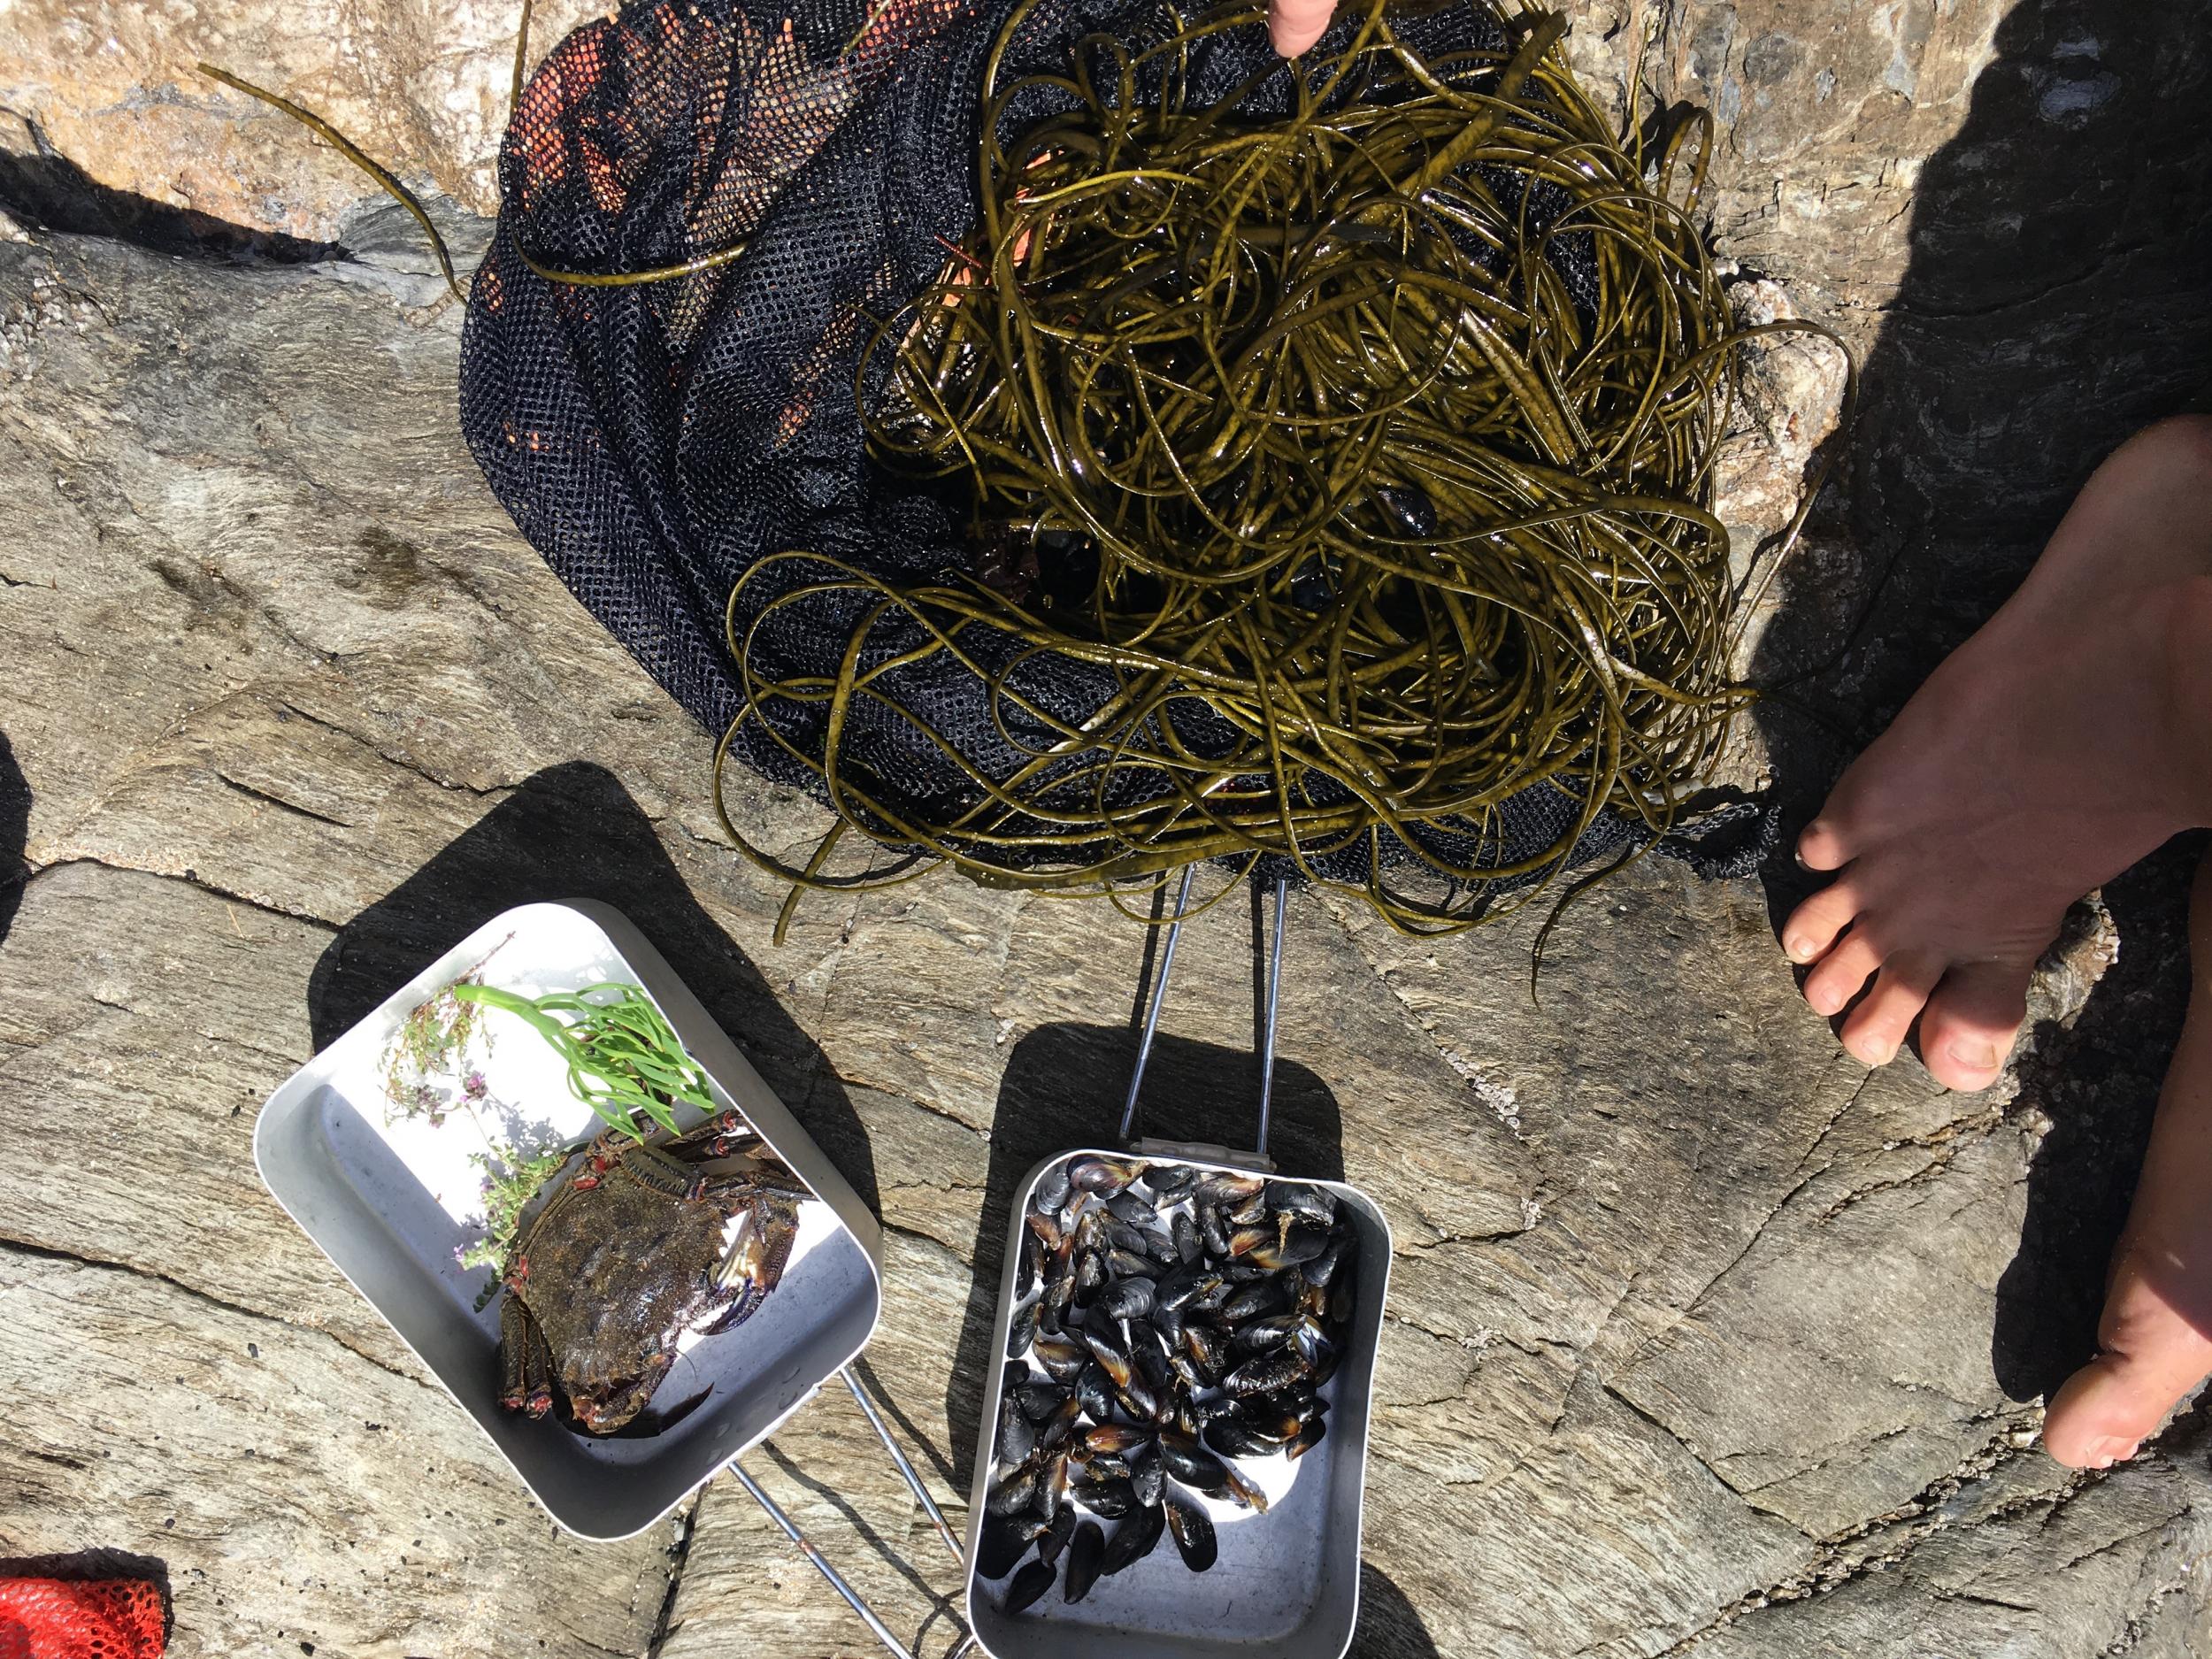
[{"left": 4, "top": 0, "right": 2212, "bottom": 1655}]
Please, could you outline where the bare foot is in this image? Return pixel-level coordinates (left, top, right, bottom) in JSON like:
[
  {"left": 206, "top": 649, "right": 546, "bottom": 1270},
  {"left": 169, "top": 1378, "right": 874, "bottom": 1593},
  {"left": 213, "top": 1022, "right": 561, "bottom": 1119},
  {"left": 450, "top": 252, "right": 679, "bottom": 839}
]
[
  {"left": 1785, "top": 416, "right": 2212, "bottom": 1090},
  {"left": 2043, "top": 851, "right": 2212, "bottom": 1467}
]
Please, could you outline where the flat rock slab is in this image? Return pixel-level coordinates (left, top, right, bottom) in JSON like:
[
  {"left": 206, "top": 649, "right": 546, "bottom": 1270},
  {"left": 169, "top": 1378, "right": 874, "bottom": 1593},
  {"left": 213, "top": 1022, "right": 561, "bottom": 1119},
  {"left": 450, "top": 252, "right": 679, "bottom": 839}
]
[{"left": 4, "top": 18, "right": 2212, "bottom": 1652}]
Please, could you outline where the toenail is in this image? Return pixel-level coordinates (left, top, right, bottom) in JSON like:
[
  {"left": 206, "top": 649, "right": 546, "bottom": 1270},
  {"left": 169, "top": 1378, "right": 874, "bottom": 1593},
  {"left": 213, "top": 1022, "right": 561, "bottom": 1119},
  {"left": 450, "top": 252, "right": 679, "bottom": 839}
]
[
  {"left": 1866, "top": 1039, "right": 1896, "bottom": 1064},
  {"left": 1949, "top": 1038, "right": 2001, "bottom": 1072},
  {"left": 1786, "top": 936, "right": 1814, "bottom": 962}
]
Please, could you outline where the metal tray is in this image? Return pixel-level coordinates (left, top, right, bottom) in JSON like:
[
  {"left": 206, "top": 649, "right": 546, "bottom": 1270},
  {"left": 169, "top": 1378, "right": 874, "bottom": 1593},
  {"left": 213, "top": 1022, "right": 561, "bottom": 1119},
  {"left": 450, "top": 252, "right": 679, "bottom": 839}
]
[
  {"left": 960, "top": 877, "right": 1394, "bottom": 1659},
  {"left": 255, "top": 899, "right": 884, "bottom": 1540}
]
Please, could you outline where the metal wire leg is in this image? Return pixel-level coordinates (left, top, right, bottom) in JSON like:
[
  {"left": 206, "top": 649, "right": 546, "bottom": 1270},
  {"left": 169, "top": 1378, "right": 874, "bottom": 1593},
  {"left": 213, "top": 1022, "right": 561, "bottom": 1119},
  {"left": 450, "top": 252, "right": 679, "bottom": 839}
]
[
  {"left": 731, "top": 1460, "right": 924, "bottom": 1659},
  {"left": 1255, "top": 874, "right": 1288, "bottom": 1161},
  {"left": 841, "top": 1365, "right": 966, "bottom": 1563},
  {"left": 1119, "top": 864, "right": 1197, "bottom": 1140}
]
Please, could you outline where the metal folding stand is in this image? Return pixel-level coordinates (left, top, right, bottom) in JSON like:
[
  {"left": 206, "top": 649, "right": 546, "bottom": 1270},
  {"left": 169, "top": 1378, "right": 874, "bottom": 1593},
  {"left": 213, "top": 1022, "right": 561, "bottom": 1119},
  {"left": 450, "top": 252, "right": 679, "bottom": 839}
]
[
  {"left": 1121, "top": 868, "right": 1291, "bottom": 1161},
  {"left": 728, "top": 1363, "right": 976, "bottom": 1659}
]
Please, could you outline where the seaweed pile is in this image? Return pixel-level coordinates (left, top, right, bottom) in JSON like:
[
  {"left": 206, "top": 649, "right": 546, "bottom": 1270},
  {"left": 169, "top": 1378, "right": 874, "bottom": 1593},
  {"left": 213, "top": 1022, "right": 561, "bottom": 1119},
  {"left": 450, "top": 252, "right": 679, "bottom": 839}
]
[{"left": 713, "top": 0, "right": 1840, "bottom": 935}]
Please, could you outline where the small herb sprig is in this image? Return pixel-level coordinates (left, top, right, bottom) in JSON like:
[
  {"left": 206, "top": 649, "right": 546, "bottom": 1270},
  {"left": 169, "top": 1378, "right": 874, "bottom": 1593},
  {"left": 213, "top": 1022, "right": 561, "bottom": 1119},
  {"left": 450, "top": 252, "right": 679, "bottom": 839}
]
[{"left": 447, "top": 980, "right": 711, "bottom": 1141}]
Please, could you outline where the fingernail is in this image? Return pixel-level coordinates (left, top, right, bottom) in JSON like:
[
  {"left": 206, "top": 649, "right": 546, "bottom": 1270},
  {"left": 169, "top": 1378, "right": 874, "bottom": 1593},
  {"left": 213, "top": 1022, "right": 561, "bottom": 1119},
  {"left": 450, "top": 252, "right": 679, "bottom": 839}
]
[{"left": 1950, "top": 1039, "right": 2001, "bottom": 1073}]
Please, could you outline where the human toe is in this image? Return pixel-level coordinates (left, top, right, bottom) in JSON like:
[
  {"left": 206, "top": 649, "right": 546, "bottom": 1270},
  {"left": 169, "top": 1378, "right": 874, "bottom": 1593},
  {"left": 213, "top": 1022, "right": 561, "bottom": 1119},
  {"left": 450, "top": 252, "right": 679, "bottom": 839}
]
[
  {"left": 1915, "top": 960, "right": 2031, "bottom": 1092},
  {"left": 1838, "top": 953, "right": 1943, "bottom": 1067},
  {"left": 1782, "top": 877, "right": 1865, "bottom": 965},
  {"left": 1795, "top": 816, "right": 1854, "bottom": 872},
  {"left": 2043, "top": 1252, "right": 2212, "bottom": 1468},
  {"left": 1802, "top": 928, "right": 1883, "bottom": 1019}
]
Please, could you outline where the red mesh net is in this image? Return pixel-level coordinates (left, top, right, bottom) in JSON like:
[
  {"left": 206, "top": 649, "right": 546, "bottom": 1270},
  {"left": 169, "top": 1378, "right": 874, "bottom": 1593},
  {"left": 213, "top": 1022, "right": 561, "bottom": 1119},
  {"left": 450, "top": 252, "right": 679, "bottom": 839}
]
[{"left": 0, "top": 1579, "right": 166, "bottom": 1659}]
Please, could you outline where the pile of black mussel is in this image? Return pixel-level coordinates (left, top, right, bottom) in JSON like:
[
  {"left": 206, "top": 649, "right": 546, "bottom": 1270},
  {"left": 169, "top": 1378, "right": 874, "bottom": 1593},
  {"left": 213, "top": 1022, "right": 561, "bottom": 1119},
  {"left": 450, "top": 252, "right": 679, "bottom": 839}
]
[{"left": 978, "top": 1155, "right": 1359, "bottom": 1611}]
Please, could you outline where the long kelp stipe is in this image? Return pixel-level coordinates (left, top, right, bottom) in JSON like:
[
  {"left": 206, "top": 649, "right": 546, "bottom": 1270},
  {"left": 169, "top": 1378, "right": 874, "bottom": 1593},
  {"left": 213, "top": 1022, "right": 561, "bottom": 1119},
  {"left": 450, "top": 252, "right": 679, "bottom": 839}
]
[{"left": 710, "top": 0, "right": 1854, "bottom": 936}]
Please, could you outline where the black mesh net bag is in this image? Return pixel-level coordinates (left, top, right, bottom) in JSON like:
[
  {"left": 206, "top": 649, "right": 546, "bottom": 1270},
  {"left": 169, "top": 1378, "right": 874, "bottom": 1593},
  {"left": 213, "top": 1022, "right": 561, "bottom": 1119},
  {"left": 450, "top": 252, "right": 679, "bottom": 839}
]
[{"left": 458, "top": 0, "right": 1779, "bottom": 930}]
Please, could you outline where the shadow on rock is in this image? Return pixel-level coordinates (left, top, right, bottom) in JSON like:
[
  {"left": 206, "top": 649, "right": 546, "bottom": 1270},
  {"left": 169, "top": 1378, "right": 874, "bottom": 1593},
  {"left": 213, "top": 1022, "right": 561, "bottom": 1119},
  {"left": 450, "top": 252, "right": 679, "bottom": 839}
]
[
  {"left": 1745, "top": 1, "right": 2212, "bottom": 1406},
  {"left": 0, "top": 732, "right": 26, "bottom": 949},
  {"left": 1352, "top": 1563, "right": 1443, "bottom": 1659},
  {"left": 941, "top": 1017, "right": 1347, "bottom": 1491},
  {"left": 0, "top": 138, "right": 339, "bottom": 265},
  {"left": 304, "top": 759, "right": 878, "bottom": 1215}
]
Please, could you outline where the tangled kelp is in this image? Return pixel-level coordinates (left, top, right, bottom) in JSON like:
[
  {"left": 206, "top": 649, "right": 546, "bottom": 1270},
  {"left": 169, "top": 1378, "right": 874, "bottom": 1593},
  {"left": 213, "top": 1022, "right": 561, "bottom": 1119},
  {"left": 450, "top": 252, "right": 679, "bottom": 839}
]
[{"left": 713, "top": 0, "right": 1847, "bottom": 935}]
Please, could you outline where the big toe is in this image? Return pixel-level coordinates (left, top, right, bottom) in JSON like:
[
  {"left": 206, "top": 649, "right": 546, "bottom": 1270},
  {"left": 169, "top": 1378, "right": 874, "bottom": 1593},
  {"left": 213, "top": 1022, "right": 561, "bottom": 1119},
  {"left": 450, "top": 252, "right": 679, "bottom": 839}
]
[
  {"left": 2043, "top": 1252, "right": 2212, "bottom": 1469},
  {"left": 1916, "top": 959, "right": 2032, "bottom": 1092}
]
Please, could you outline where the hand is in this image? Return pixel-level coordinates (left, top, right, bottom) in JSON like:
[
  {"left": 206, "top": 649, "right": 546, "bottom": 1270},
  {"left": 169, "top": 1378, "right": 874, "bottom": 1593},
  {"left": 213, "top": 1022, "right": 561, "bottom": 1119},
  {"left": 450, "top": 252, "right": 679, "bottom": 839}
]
[{"left": 1268, "top": 0, "right": 1335, "bottom": 57}]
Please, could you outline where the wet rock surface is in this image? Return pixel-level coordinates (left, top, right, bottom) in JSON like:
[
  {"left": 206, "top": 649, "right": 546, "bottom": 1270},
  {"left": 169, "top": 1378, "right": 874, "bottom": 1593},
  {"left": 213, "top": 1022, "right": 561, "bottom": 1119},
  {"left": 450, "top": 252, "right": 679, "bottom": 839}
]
[{"left": 4, "top": 1, "right": 2212, "bottom": 1654}]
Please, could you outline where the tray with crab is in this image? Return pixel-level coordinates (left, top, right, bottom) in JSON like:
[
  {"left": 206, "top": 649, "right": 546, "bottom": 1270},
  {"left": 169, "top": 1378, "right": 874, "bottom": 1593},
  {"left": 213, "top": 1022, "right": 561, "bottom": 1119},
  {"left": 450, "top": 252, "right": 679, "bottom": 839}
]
[{"left": 255, "top": 900, "right": 883, "bottom": 1540}]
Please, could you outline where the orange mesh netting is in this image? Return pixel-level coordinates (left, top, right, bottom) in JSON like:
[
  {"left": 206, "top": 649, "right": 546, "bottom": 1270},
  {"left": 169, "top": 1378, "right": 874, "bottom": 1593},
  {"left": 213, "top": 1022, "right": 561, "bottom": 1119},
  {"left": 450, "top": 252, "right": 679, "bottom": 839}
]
[{"left": 0, "top": 1579, "right": 166, "bottom": 1659}]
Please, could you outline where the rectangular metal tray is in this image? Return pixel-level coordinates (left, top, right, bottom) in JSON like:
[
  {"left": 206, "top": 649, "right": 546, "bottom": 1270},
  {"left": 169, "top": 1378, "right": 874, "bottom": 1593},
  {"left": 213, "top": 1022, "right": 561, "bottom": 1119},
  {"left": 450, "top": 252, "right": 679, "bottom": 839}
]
[
  {"left": 256, "top": 899, "right": 883, "bottom": 1540},
  {"left": 962, "top": 1144, "right": 1392, "bottom": 1659}
]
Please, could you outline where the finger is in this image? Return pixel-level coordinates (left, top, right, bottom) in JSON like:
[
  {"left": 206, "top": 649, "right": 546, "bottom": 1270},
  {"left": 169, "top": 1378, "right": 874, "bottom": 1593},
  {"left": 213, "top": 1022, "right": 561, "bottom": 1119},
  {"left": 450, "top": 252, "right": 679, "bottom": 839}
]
[{"left": 1269, "top": 0, "right": 1336, "bottom": 57}]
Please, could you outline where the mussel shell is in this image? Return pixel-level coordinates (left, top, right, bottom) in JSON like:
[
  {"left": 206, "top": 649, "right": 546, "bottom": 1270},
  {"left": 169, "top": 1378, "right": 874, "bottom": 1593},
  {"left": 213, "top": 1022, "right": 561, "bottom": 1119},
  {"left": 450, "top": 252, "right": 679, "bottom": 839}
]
[
  {"left": 1083, "top": 1422, "right": 1153, "bottom": 1455},
  {"left": 1130, "top": 1330, "right": 1173, "bottom": 1390},
  {"left": 1227, "top": 1191, "right": 1268, "bottom": 1226},
  {"left": 1075, "top": 1360, "right": 1115, "bottom": 1421},
  {"left": 1152, "top": 1304, "right": 1186, "bottom": 1347},
  {"left": 1130, "top": 1444, "right": 1165, "bottom": 1507},
  {"left": 1143, "top": 1164, "right": 1199, "bottom": 1201},
  {"left": 1063, "top": 1519, "right": 1107, "bottom": 1601},
  {"left": 1156, "top": 1430, "right": 1228, "bottom": 1489},
  {"left": 1081, "top": 1453, "right": 1133, "bottom": 1482},
  {"left": 999, "top": 1395, "right": 1038, "bottom": 1467},
  {"left": 1071, "top": 1157, "right": 1142, "bottom": 1195},
  {"left": 1017, "top": 1380, "right": 1071, "bottom": 1421},
  {"left": 1202, "top": 1417, "right": 1279, "bottom": 1460},
  {"left": 1199, "top": 1203, "right": 1233, "bottom": 1257},
  {"left": 1007, "top": 1302, "right": 1037, "bottom": 1357},
  {"left": 1222, "top": 1279, "right": 1287, "bottom": 1325},
  {"left": 1104, "top": 1248, "right": 1157, "bottom": 1284},
  {"left": 1286, "top": 1417, "right": 1327, "bottom": 1459},
  {"left": 1225, "top": 1352, "right": 1312, "bottom": 1397},
  {"left": 1036, "top": 1502, "right": 1078, "bottom": 1566},
  {"left": 1105, "top": 1189, "right": 1161, "bottom": 1229},
  {"left": 1165, "top": 1495, "right": 1217, "bottom": 1571},
  {"left": 1171, "top": 1212, "right": 1202, "bottom": 1265},
  {"left": 1180, "top": 1323, "right": 1228, "bottom": 1384},
  {"left": 1101, "top": 1502, "right": 1166, "bottom": 1574},
  {"left": 1374, "top": 481, "right": 1440, "bottom": 539},
  {"left": 1302, "top": 1235, "right": 1354, "bottom": 1287},
  {"left": 1016, "top": 1229, "right": 1043, "bottom": 1300},
  {"left": 1116, "top": 1374, "right": 1163, "bottom": 1424},
  {"left": 977, "top": 1511, "right": 1045, "bottom": 1578},
  {"left": 1270, "top": 1181, "right": 1337, "bottom": 1225},
  {"left": 1075, "top": 1247, "right": 1108, "bottom": 1295},
  {"left": 1082, "top": 1325, "right": 1133, "bottom": 1386},
  {"left": 987, "top": 1462, "right": 1041, "bottom": 1516},
  {"left": 1157, "top": 1263, "right": 1217, "bottom": 1312},
  {"left": 1033, "top": 1449, "right": 1071, "bottom": 1522},
  {"left": 1198, "top": 1172, "right": 1265, "bottom": 1206},
  {"left": 1330, "top": 1276, "right": 1355, "bottom": 1325},
  {"left": 1069, "top": 1474, "right": 1139, "bottom": 1518},
  {"left": 1002, "top": 1360, "right": 1025, "bottom": 1396},
  {"left": 1228, "top": 1313, "right": 1299, "bottom": 1356},
  {"left": 1038, "top": 1394, "right": 1085, "bottom": 1454},
  {"left": 1005, "top": 1557, "right": 1057, "bottom": 1613},
  {"left": 1033, "top": 1334, "right": 1087, "bottom": 1381},
  {"left": 1227, "top": 1225, "right": 1274, "bottom": 1258},
  {"left": 1217, "top": 1459, "right": 1270, "bottom": 1512},
  {"left": 1032, "top": 1164, "right": 1073, "bottom": 1216},
  {"left": 1250, "top": 1225, "right": 1330, "bottom": 1271}
]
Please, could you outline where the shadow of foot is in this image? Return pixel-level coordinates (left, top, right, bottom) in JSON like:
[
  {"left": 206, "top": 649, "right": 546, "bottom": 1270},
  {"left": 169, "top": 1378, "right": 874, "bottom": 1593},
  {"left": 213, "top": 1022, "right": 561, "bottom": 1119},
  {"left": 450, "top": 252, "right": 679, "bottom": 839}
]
[
  {"left": 0, "top": 732, "right": 26, "bottom": 950},
  {"left": 303, "top": 759, "right": 878, "bottom": 1214}
]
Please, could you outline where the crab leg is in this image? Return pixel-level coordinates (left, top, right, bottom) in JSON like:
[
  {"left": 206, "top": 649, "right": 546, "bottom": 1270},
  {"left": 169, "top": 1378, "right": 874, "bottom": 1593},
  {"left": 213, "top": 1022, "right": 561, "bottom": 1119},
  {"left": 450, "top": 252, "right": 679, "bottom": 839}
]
[{"left": 496, "top": 1295, "right": 554, "bottom": 1418}]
